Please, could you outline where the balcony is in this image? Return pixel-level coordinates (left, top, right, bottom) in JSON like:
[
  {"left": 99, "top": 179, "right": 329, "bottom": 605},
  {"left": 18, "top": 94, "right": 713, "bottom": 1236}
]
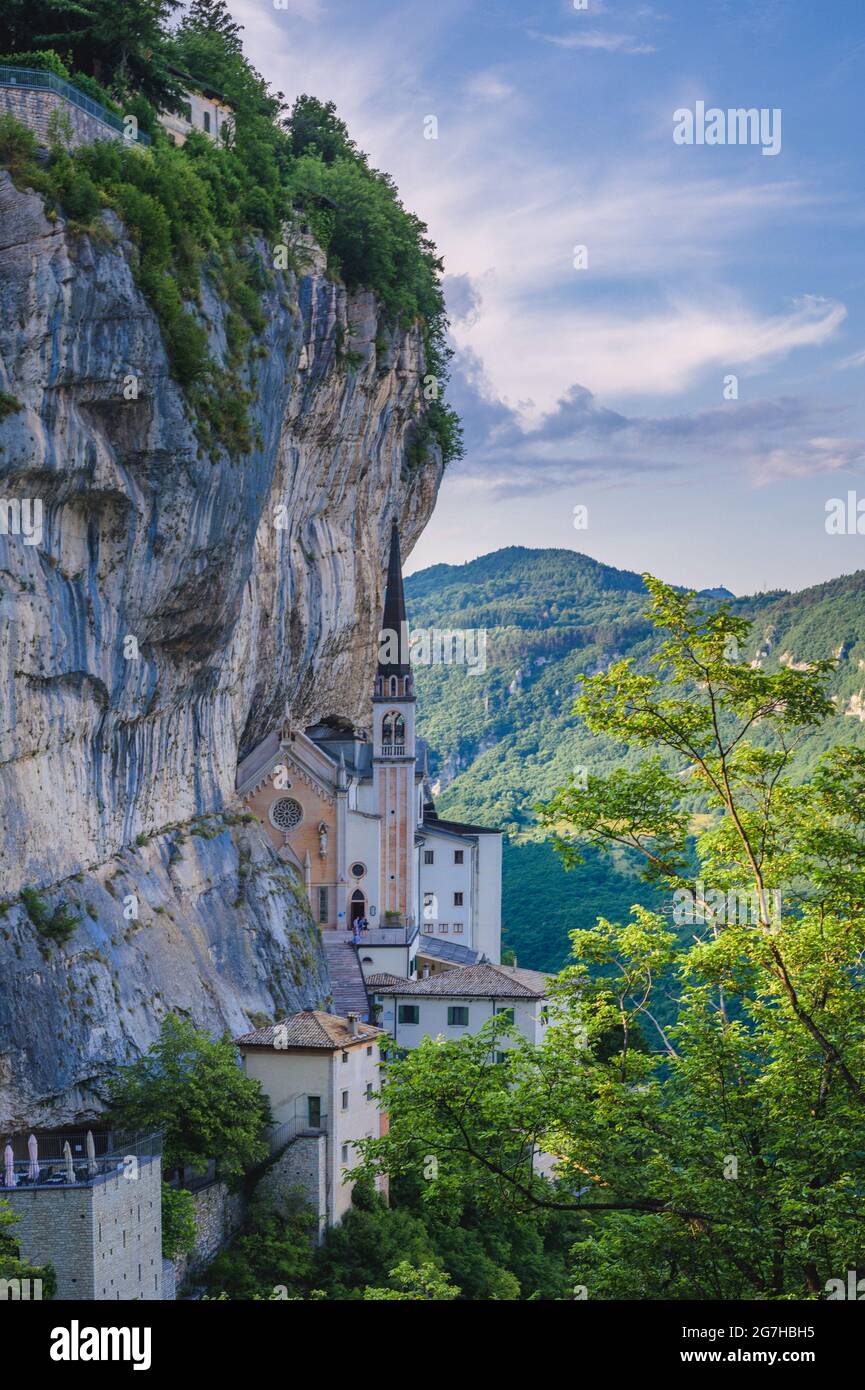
[
  {"left": 379, "top": 743, "right": 406, "bottom": 757},
  {"left": 1, "top": 1132, "right": 161, "bottom": 1190},
  {"left": 339, "top": 918, "right": 418, "bottom": 946}
]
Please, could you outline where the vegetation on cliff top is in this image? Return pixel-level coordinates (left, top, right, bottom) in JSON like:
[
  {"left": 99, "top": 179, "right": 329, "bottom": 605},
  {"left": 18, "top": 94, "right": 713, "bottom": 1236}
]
[{"left": 0, "top": 0, "right": 462, "bottom": 464}]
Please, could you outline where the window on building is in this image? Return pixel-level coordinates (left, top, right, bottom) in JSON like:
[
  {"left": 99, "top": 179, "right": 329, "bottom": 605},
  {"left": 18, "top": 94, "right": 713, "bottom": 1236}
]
[
  {"left": 341, "top": 1089, "right": 349, "bottom": 1110},
  {"left": 438, "top": 922, "right": 449, "bottom": 933},
  {"left": 408, "top": 956, "right": 416, "bottom": 976},
  {"left": 203, "top": 110, "right": 211, "bottom": 133},
  {"left": 454, "top": 892, "right": 464, "bottom": 907},
  {"left": 447, "top": 1006, "right": 469, "bottom": 1026},
  {"left": 453, "top": 922, "right": 464, "bottom": 934},
  {"left": 350, "top": 862, "right": 366, "bottom": 879},
  {"left": 308, "top": 1096, "right": 321, "bottom": 1128},
  {"left": 271, "top": 795, "right": 303, "bottom": 831},
  {"left": 540, "top": 1005, "right": 550, "bottom": 1025},
  {"left": 318, "top": 886, "right": 328, "bottom": 923},
  {"left": 495, "top": 1052, "right": 508, "bottom": 1064},
  {"left": 341, "top": 1143, "right": 349, "bottom": 1164},
  {"left": 366, "top": 1045, "right": 373, "bottom": 1056},
  {"left": 423, "top": 849, "right": 434, "bottom": 865},
  {"left": 496, "top": 1007, "right": 515, "bottom": 1027},
  {"left": 398, "top": 1004, "right": 419, "bottom": 1025},
  {"left": 454, "top": 850, "right": 464, "bottom": 864},
  {"left": 366, "top": 1082, "right": 374, "bottom": 1099},
  {"left": 341, "top": 1050, "right": 349, "bottom": 1064}
]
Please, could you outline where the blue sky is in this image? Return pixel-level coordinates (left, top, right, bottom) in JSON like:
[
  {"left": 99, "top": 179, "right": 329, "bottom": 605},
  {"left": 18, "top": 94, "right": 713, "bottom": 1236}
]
[{"left": 234, "top": 0, "right": 865, "bottom": 594}]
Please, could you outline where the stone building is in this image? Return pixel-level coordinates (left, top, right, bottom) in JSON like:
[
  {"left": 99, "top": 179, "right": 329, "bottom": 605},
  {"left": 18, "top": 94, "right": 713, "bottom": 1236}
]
[
  {"left": 157, "top": 74, "right": 234, "bottom": 146},
  {"left": 4, "top": 1135, "right": 163, "bottom": 1301},
  {"left": 236, "top": 1011, "right": 386, "bottom": 1230}
]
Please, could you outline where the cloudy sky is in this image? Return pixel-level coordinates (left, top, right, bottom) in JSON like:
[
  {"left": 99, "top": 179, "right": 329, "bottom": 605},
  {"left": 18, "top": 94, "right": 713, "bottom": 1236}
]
[{"left": 234, "top": 0, "right": 865, "bottom": 594}]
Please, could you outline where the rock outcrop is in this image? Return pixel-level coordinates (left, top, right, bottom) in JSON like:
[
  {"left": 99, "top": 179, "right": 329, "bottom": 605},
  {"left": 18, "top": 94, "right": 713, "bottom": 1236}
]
[{"left": 0, "top": 172, "right": 443, "bottom": 1125}]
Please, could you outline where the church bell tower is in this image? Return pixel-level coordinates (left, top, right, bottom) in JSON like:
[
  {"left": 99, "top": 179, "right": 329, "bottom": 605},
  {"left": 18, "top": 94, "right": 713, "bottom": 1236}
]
[{"left": 372, "top": 521, "right": 417, "bottom": 926}]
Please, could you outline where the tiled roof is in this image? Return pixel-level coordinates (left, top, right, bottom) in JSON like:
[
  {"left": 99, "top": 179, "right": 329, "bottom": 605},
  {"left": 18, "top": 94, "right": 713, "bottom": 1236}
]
[
  {"left": 369, "top": 962, "right": 549, "bottom": 998},
  {"left": 415, "top": 936, "right": 480, "bottom": 966},
  {"left": 235, "top": 1010, "right": 383, "bottom": 1050},
  {"left": 364, "top": 972, "right": 407, "bottom": 988}
]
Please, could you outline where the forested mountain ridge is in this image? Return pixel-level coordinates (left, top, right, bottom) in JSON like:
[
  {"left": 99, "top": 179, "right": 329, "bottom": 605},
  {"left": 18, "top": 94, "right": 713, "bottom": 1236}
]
[{"left": 407, "top": 549, "right": 865, "bottom": 970}]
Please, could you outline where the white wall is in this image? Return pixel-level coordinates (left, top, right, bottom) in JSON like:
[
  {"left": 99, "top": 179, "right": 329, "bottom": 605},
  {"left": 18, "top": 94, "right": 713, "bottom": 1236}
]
[
  {"left": 374, "top": 993, "right": 546, "bottom": 1050},
  {"left": 344, "top": 809, "right": 381, "bottom": 923},
  {"left": 358, "top": 942, "right": 417, "bottom": 979},
  {"left": 240, "top": 1039, "right": 383, "bottom": 1225},
  {"left": 418, "top": 828, "right": 474, "bottom": 944},
  {"left": 475, "top": 833, "right": 503, "bottom": 964},
  {"left": 157, "top": 91, "right": 232, "bottom": 146}
]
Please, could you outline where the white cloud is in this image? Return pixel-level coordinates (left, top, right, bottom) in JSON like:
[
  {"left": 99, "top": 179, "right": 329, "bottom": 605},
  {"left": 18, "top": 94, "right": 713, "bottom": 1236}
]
[
  {"left": 232, "top": 0, "right": 855, "bottom": 453},
  {"left": 528, "top": 29, "right": 657, "bottom": 54},
  {"left": 465, "top": 71, "right": 515, "bottom": 102}
]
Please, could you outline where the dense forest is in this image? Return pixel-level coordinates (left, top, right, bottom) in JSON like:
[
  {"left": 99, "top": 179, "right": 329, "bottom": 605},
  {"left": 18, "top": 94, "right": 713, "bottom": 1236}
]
[{"left": 408, "top": 549, "right": 865, "bottom": 972}]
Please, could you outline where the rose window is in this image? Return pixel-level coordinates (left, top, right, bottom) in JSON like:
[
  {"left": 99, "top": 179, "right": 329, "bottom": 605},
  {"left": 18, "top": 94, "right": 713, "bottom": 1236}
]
[{"left": 271, "top": 797, "right": 303, "bottom": 831}]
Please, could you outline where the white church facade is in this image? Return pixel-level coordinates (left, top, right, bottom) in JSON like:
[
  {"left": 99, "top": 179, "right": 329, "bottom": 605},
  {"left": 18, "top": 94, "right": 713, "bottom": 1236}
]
[{"left": 235, "top": 523, "right": 503, "bottom": 989}]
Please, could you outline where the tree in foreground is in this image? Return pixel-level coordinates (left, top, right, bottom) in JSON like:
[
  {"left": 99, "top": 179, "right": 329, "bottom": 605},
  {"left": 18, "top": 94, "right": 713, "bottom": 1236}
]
[
  {"left": 362, "top": 1261, "right": 460, "bottom": 1301},
  {"left": 109, "top": 1013, "right": 271, "bottom": 1180},
  {"left": 360, "top": 578, "right": 865, "bottom": 1299}
]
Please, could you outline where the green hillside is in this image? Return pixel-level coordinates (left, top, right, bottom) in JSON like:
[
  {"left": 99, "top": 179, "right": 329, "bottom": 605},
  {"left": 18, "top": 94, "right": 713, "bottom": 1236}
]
[{"left": 407, "top": 549, "right": 865, "bottom": 972}]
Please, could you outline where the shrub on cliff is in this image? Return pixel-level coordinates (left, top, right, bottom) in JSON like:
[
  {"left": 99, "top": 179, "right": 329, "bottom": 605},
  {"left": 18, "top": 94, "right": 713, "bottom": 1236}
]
[{"left": 20, "top": 887, "right": 81, "bottom": 946}]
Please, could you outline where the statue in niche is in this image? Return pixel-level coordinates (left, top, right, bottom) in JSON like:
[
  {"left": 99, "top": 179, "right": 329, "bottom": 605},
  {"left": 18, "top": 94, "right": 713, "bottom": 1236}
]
[{"left": 318, "top": 822, "right": 328, "bottom": 858}]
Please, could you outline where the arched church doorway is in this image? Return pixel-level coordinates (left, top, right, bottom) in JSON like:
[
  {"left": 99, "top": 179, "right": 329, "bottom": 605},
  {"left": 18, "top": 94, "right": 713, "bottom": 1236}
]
[{"left": 350, "top": 889, "right": 367, "bottom": 928}]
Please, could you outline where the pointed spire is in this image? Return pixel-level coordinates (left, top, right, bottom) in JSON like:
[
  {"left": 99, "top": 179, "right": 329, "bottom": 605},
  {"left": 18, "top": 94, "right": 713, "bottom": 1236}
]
[{"left": 377, "top": 519, "right": 411, "bottom": 678}]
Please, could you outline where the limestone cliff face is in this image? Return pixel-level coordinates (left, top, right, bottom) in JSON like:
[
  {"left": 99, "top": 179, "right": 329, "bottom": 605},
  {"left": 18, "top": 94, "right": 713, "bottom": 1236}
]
[{"left": 0, "top": 172, "right": 443, "bottom": 1127}]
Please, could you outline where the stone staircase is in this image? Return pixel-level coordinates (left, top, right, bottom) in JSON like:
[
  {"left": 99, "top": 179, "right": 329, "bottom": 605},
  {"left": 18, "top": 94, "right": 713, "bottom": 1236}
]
[{"left": 322, "top": 937, "right": 370, "bottom": 1020}]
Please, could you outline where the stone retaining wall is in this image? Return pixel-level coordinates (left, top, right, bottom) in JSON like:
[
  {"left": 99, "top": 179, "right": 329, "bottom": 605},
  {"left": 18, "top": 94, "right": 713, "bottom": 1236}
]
[
  {"left": 171, "top": 1180, "right": 245, "bottom": 1292},
  {"left": 0, "top": 85, "right": 126, "bottom": 148}
]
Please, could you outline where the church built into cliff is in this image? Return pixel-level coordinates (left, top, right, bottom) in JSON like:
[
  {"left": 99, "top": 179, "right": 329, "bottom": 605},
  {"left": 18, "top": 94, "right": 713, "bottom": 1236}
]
[{"left": 236, "top": 524, "right": 503, "bottom": 990}]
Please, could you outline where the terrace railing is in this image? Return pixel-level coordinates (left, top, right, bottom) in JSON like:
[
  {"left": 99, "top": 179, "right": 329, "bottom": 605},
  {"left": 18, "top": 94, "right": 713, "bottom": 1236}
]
[
  {"left": 1, "top": 1132, "right": 162, "bottom": 1190},
  {"left": 0, "top": 66, "right": 152, "bottom": 145},
  {"left": 264, "top": 1094, "right": 328, "bottom": 1158}
]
